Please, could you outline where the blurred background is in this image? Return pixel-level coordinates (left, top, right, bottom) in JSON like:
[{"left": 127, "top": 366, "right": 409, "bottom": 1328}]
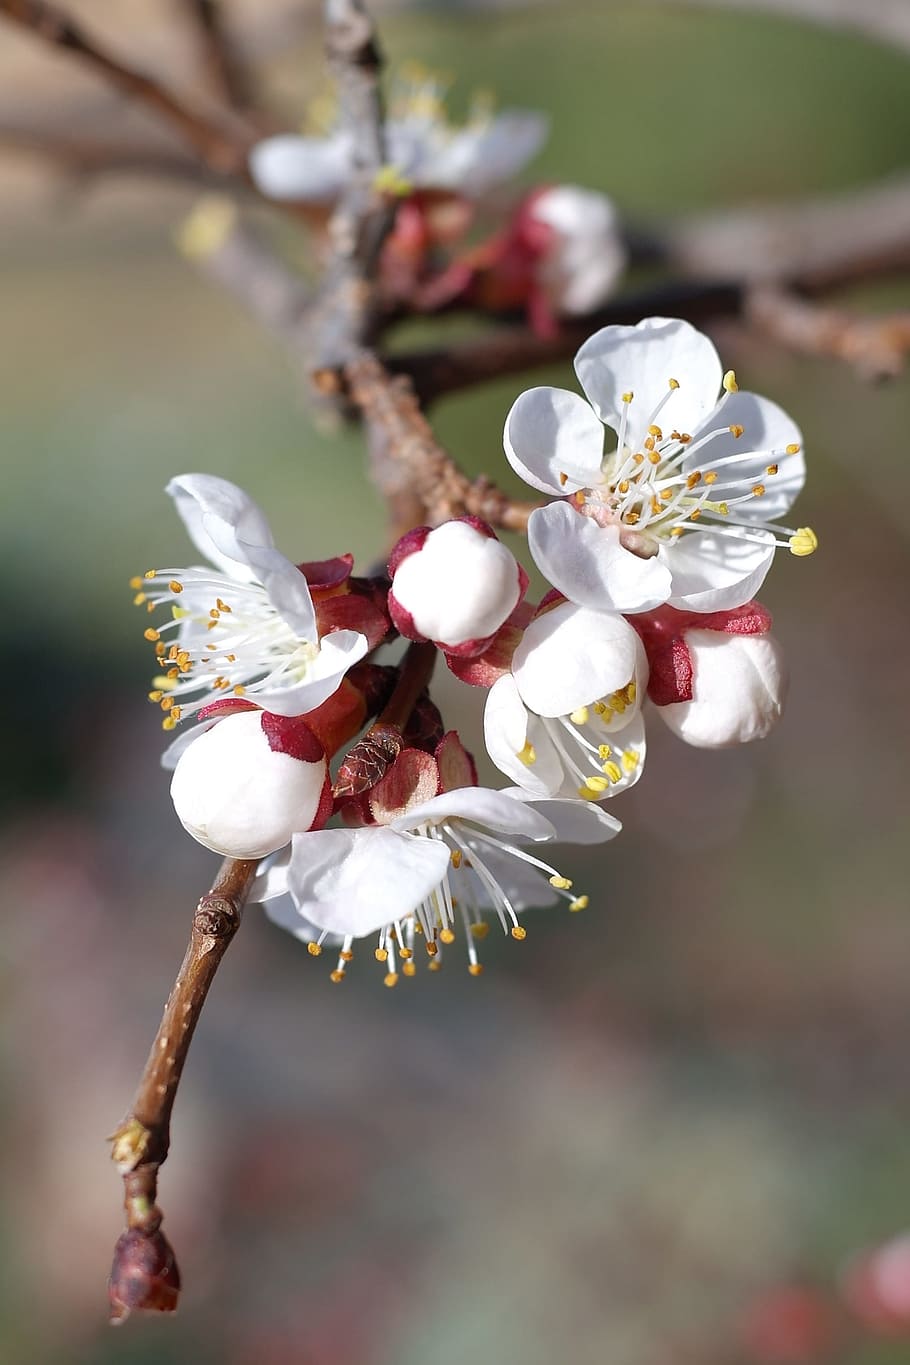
[{"left": 2, "top": 2, "right": 909, "bottom": 1362}]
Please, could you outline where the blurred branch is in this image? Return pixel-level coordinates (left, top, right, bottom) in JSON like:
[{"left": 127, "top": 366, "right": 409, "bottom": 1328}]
[
  {"left": 181, "top": 0, "right": 258, "bottom": 112},
  {"left": 309, "top": 0, "right": 397, "bottom": 367},
  {"left": 108, "top": 855, "right": 257, "bottom": 1321},
  {"left": 747, "top": 285, "right": 910, "bottom": 380},
  {"left": 0, "top": 0, "right": 254, "bottom": 176},
  {"left": 0, "top": 122, "right": 207, "bottom": 183},
  {"left": 342, "top": 351, "right": 542, "bottom": 534}
]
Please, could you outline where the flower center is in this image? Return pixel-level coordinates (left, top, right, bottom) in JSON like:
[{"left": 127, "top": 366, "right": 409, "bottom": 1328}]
[
  {"left": 131, "top": 567, "right": 317, "bottom": 729},
  {"left": 520, "top": 683, "right": 643, "bottom": 798},
  {"left": 578, "top": 375, "right": 816, "bottom": 558}
]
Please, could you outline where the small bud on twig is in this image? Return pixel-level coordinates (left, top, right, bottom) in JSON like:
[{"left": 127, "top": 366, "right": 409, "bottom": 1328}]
[{"left": 108, "top": 1226, "right": 181, "bottom": 1323}]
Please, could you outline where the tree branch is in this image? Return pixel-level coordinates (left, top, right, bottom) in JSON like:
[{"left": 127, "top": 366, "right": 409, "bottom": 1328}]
[
  {"left": 0, "top": 0, "right": 253, "bottom": 175},
  {"left": 181, "top": 0, "right": 258, "bottom": 113},
  {"left": 342, "top": 351, "right": 542, "bottom": 533},
  {"left": 108, "top": 854, "right": 258, "bottom": 1320},
  {"left": 746, "top": 285, "right": 910, "bottom": 380}
]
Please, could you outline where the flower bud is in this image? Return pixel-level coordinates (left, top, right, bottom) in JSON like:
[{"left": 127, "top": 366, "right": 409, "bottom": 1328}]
[
  {"left": 388, "top": 518, "right": 527, "bottom": 657},
  {"left": 527, "top": 185, "right": 626, "bottom": 317},
  {"left": 170, "top": 710, "right": 331, "bottom": 858},
  {"left": 109, "top": 1227, "right": 180, "bottom": 1321},
  {"left": 658, "top": 630, "right": 787, "bottom": 748}
]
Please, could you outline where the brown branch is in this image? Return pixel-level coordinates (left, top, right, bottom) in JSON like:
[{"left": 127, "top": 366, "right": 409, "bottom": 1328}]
[
  {"left": 181, "top": 0, "right": 258, "bottom": 112},
  {"left": 342, "top": 351, "right": 542, "bottom": 534},
  {"left": 309, "top": 0, "right": 397, "bottom": 367},
  {"left": 747, "top": 285, "right": 910, "bottom": 380},
  {"left": 0, "top": 0, "right": 253, "bottom": 175},
  {"left": 0, "top": 122, "right": 208, "bottom": 184},
  {"left": 108, "top": 854, "right": 258, "bottom": 1321}
]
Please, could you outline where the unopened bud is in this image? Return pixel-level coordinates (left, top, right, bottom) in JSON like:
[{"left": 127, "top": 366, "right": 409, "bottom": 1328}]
[
  {"left": 388, "top": 518, "right": 527, "bottom": 657},
  {"left": 170, "top": 710, "right": 331, "bottom": 857},
  {"left": 659, "top": 630, "right": 787, "bottom": 748},
  {"left": 109, "top": 1227, "right": 180, "bottom": 1322},
  {"left": 527, "top": 185, "right": 626, "bottom": 316}
]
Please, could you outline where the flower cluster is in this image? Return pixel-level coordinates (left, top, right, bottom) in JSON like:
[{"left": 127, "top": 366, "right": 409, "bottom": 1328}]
[
  {"left": 135, "top": 318, "right": 815, "bottom": 985},
  {"left": 247, "top": 65, "right": 626, "bottom": 337}
]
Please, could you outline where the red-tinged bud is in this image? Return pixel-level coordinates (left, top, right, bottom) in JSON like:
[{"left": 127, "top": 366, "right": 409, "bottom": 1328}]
[
  {"left": 435, "top": 731, "right": 477, "bottom": 792},
  {"left": 369, "top": 748, "right": 440, "bottom": 823},
  {"left": 388, "top": 518, "right": 527, "bottom": 658},
  {"left": 296, "top": 553, "right": 354, "bottom": 592},
  {"left": 315, "top": 584, "right": 391, "bottom": 651},
  {"left": 843, "top": 1235, "right": 910, "bottom": 1335},
  {"left": 741, "top": 1285, "right": 841, "bottom": 1363},
  {"left": 108, "top": 1227, "right": 180, "bottom": 1323},
  {"left": 303, "top": 678, "right": 369, "bottom": 756}
]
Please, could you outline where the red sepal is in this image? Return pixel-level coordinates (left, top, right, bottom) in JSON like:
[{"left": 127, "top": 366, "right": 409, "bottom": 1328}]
[
  {"left": 435, "top": 731, "right": 477, "bottom": 792},
  {"left": 296, "top": 553, "right": 354, "bottom": 591},
  {"left": 387, "top": 525, "right": 430, "bottom": 578},
  {"left": 259, "top": 712, "right": 325, "bottom": 764},
  {"left": 197, "top": 698, "right": 258, "bottom": 723},
  {"left": 315, "top": 590, "right": 391, "bottom": 650},
  {"left": 369, "top": 748, "right": 440, "bottom": 823},
  {"left": 446, "top": 622, "right": 523, "bottom": 688}
]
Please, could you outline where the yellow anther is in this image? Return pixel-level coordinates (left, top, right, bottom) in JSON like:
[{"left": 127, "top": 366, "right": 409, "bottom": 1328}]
[
  {"left": 426, "top": 940, "right": 439, "bottom": 957},
  {"left": 129, "top": 576, "right": 143, "bottom": 590},
  {"left": 374, "top": 947, "right": 388, "bottom": 962},
  {"left": 144, "top": 570, "right": 156, "bottom": 580},
  {"left": 704, "top": 471, "right": 718, "bottom": 485},
  {"left": 329, "top": 969, "right": 345, "bottom": 983},
  {"left": 786, "top": 443, "right": 801, "bottom": 455},
  {"left": 169, "top": 581, "right": 183, "bottom": 594},
  {"left": 626, "top": 681, "right": 637, "bottom": 703},
  {"left": 440, "top": 928, "right": 455, "bottom": 945},
  {"left": 148, "top": 691, "right": 163, "bottom": 703},
  {"left": 669, "top": 377, "right": 680, "bottom": 390},
  {"left": 679, "top": 433, "right": 692, "bottom": 444},
  {"left": 618, "top": 479, "right": 630, "bottom": 494},
  {"left": 384, "top": 972, "right": 399, "bottom": 989},
  {"left": 373, "top": 164, "right": 414, "bottom": 196},
  {"left": 632, "top": 452, "right": 645, "bottom": 466},
  {"left": 729, "top": 424, "right": 744, "bottom": 438},
  {"left": 166, "top": 668, "right": 179, "bottom": 680},
  {"left": 399, "top": 946, "right": 412, "bottom": 960},
  {"left": 559, "top": 472, "right": 569, "bottom": 487},
  {"left": 340, "top": 950, "right": 354, "bottom": 962},
  {"left": 689, "top": 508, "right": 702, "bottom": 520},
  {"left": 226, "top": 654, "right": 236, "bottom": 662},
  {"left": 172, "top": 606, "right": 188, "bottom": 620},
  {"left": 621, "top": 750, "right": 638, "bottom": 774},
  {"left": 789, "top": 526, "right": 818, "bottom": 557},
  {"left": 470, "top": 922, "right": 489, "bottom": 941},
  {"left": 143, "top": 628, "right": 160, "bottom": 642},
  {"left": 155, "top": 643, "right": 165, "bottom": 657},
  {"left": 621, "top": 390, "right": 633, "bottom": 404},
  {"left": 593, "top": 701, "right": 607, "bottom": 715},
  {"left": 549, "top": 875, "right": 573, "bottom": 890},
  {"left": 660, "top": 489, "right": 673, "bottom": 502},
  {"left": 570, "top": 706, "right": 590, "bottom": 726},
  {"left": 603, "top": 761, "right": 622, "bottom": 783},
  {"left": 598, "top": 744, "right": 613, "bottom": 760},
  {"left": 403, "top": 960, "right": 417, "bottom": 977},
  {"left": 133, "top": 592, "right": 147, "bottom": 606},
  {"left": 468, "top": 963, "right": 484, "bottom": 977},
  {"left": 209, "top": 609, "right": 220, "bottom": 620},
  {"left": 752, "top": 484, "right": 766, "bottom": 497},
  {"left": 575, "top": 492, "right": 587, "bottom": 506},
  {"left": 216, "top": 598, "right": 232, "bottom": 613},
  {"left": 686, "top": 472, "right": 701, "bottom": 489},
  {"left": 717, "top": 502, "right": 729, "bottom": 516},
  {"left": 766, "top": 463, "right": 779, "bottom": 475},
  {"left": 517, "top": 741, "right": 536, "bottom": 767},
  {"left": 584, "top": 775, "right": 609, "bottom": 793},
  {"left": 644, "top": 436, "right": 655, "bottom": 452},
  {"left": 723, "top": 369, "right": 739, "bottom": 392},
  {"left": 610, "top": 692, "right": 627, "bottom": 715},
  {"left": 671, "top": 526, "right": 686, "bottom": 537},
  {"left": 171, "top": 707, "right": 182, "bottom": 721},
  {"left": 650, "top": 498, "right": 661, "bottom": 516},
  {"left": 648, "top": 424, "right": 663, "bottom": 439},
  {"left": 577, "top": 787, "right": 601, "bottom": 802},
  {"left": 511, "top": 925, "right": 527, "bottom": 941},
  {"left": 625, "top": 512, "right": 640, "bottom": 525},
  {"left": 569, "top": 896, "right": 589, "bottom": 913},
  {"left": 450, "top": 849, "right": 463, "bottom": 869},
  {"left": 162, "top": 716, "right": 177, "bottom": 731},
  {"left": 648, "top": 451, "right": 661, "bottom": 466},
  {"left": 233, "top": 685, "right": 246, "bottom": 697}
]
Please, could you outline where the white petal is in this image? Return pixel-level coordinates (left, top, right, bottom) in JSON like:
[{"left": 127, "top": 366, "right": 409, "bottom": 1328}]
[
  {"left": 574, "top": 317, "right": 723, "bottom": 444},
  {"left": 504, "top": 387, "right": 604, "bottom": 495},
  {"left": 685, "top": 390, "right": 805, "bottom": 521},
  {"left": 251, "top": 849, "right": 291, "bottom": 903},
  {"left": 512, "top": 600, "right": 640, "bottom": 717},
  {"left": 160, "top": 718, "right": 211, "bottom": 771},
  {"left": 500, "top": 790, "right": 622, "bottom": 844},
  {"left": 658, "top": 631, "right": 787, "bottom": 747},
  {"left": 262, "top": 893, "right": 339, "bottom": 946},
  {"left": 166, "top": 473, "right": 275, "bottom": 581},
  {"left": 287, "top": 826, "right": 451, "bottom": 937},
  {"left": 483, "top": 675, "right": 566, "bottom": 798},
  {"left": 393, "top": 785, "right": 555, "bottom": 842},
  {"left": 529, "top": 502, "right": 672, "bottom": 613},
  {"left": 252, "top": 628, "right": 368, "bottom": 716},
  {"left": 248, "top": 133, "right": 352, "bottom": 202},
  {"left": 451, "top": 111, "right": 548, "bottom": 194},
  {"left": 666, "top": 530, "right": 775, "bottom": 613},
  {"left": 530, "top": 185, "right": 626, "bottom": 316},
  {"left": 462, "top": 847, "right": 559, "bottom": 912},
  {"left": 241, "top": 542, "right": 317, "bottom": 641}
]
